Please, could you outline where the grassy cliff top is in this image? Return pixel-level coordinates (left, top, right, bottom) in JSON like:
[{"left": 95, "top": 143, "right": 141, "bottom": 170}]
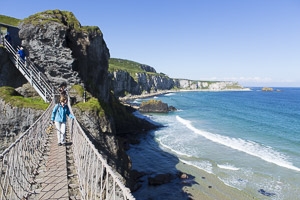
[
  {"left": 0, "top": 15, "right": 21, "bottom": 26},
  {"left": 109, "top": 58, "right": 167, "bottom": 77},
  {"left": 109, "top": 58, "right": 146, "bottom": 73},
  {"left": 22, "top": 9, "right": 101, "bottom": 34}
]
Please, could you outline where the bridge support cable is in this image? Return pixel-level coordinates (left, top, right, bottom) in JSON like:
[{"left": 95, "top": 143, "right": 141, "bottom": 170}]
[
  {"left": 0, "top": 101, "right": 54, "bottom": 200},
  {"left": 67, "top": 103, "right": 135, "bottom": 200},
  {"left": 3, "top": 39, "right": 53, "bottom": 102}
]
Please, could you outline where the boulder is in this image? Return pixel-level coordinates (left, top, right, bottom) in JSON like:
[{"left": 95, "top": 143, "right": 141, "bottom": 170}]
[
  {"left": 148, "top": 173, "right": 173, "bottom": 186},
  {"left": 168, "top": 105, "right": 177, "bottom": 111},
  {"left": 139, "top": 99, "right": 168, "bottom": 113},
  {"left": 262, "top": 87, "right": 273, "bottom": 91},
  {"left": 258, "top": 189, "right": 276, "bottom": 197}
]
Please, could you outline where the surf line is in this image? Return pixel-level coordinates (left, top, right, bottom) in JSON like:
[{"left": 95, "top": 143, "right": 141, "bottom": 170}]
[{"left": 176, "top": 115, "right": 300, "bottom": 172}]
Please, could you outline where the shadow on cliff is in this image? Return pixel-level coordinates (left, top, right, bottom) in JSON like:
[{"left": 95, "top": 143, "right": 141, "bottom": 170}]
[{"left": 127, "top": 128, "right": 198, "bottom": 200}]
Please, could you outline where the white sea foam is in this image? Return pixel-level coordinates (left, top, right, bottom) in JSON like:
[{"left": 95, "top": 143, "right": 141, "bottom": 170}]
[
  {"left": 133, "top": 99, "right": 142, "bottom": 103},
  {"left": 218, "top": 177, "right": 246, "bottom": 190},
  {"left": 217, "top": 164, "right": 240, "bottom": 171},
  {"left": 179, "top": 158, "right": 213, "bottom": 174},
  {"left": 164, "top": 93, "right": 175, "bottom": 96},
  {"left": 156, "top": 137, "right": 193, "bottom": 157},
  {"left": 132, "top": 111, "right": 161, "bottom": 126},
  {"left": 176, "top": 115, "right": 300, "bottom": 172}
]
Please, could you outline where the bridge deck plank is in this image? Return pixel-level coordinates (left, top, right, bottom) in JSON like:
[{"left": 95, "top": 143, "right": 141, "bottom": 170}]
[{"left": 38, "top": 132, "right": 69, "bottom": 200}]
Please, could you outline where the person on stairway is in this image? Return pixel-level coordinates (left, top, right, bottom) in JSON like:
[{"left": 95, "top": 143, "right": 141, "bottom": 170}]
[
  {"left": 18, "top": 47, "right": 26, "bottom": 61},
  {"left": 4, "top": 32, "right": 12, "bottom": 44},
  {"left": 51, "top": 95, "right": 75, "bottom": 146}
]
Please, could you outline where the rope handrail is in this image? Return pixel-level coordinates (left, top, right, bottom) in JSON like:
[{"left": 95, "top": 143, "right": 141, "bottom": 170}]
[
  {"left": 67, "top": 102, "right": 135, "bottom": 200},
  {"left": 0, "top": 99, "right": 136, "bottom": 200},
  {"left": 0, "top": 100, "right": 54, "bottom": 200}
]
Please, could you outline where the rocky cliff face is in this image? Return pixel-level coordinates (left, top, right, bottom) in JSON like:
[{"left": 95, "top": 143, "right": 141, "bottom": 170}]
[
  {"left": 174, "top": 79, "right": 241, "bottom": 90},
  {"left": 109, "top": 69, "right": 243, "bottom": 97},
  {"left": 19, "top": 10, "right": 110, "bottom": 102},
  {"left": 0, "top": 99, "right": 44, "bottom": 152},
  {"left": 109, "top": 71, "right": 175, "bottom": 96}
]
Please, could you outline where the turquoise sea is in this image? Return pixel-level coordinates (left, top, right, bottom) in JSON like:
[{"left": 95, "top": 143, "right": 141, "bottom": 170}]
[{"left": 127, "top": 88, "right": 300, "bottom": 200}]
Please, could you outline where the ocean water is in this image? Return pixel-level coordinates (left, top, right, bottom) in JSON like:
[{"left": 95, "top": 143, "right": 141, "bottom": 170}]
[{"left": 127, "top": 88, "right": 300, "bottom": 200}]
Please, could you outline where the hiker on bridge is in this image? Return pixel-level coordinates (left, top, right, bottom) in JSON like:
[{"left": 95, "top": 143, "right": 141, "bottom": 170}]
[
  {"left": 51, "top": 95, "right": 75, "bottom": 146},
  {"left": 59, "top": 82, "right": 67, "bottom": 97}
]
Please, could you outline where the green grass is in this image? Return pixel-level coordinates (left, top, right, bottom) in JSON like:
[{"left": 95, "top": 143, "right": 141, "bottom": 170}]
[
  {"left": 22, "top": 10, "right": 101, "bottom": 34},
  {"left": 73, "top": 97, "right": 106, "bottom": 117},
  {"left": 140, "top": 99, "right": 162, "bottom": 106},
  {"left": 109, "top": 58, "right": 169, "bottom": 78},
  {"left": 0, "top": 15, "right": 21, "bottom": 26},
  {"left": 109, "top": 58, "right": 147, "bottom": 74},
  {"left": 70, "top": 84, "right": 85, "bottom": 97},
  {"left": 0, "top": 86, "right": 49, "bottom": 110}
]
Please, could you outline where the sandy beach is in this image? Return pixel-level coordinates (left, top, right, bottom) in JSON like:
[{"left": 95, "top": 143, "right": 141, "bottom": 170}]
[{"left": 176, "top": 161, "right": 259, "bottom": 200}]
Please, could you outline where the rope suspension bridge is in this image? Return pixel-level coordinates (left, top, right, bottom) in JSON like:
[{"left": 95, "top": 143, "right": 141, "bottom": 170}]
[{"left": 0, "top": 38, "right": 135, "bottom": 200}]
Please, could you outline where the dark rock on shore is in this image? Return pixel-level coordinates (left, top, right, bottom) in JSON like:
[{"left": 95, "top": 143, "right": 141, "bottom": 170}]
[
  {"left": 168, "top": 105, "right": 177, "bottom": 112},
  {"left": 139, "top": 99, "right": 177, "bottom": 113},
  {"left": 148, "top": 173, "right": 173, "bottom": 186},
  {"left": 129, "top": 170, "right": 146, "bottom": 192},
  {"left": 258, "top": 189, "right": 276, "bottom": 197}
]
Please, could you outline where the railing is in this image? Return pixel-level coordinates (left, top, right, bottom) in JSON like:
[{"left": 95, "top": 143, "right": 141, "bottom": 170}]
[
  {"left": 67, "top": 102, "right": 135, "bottom": 200},
  {"left": 3, "top": 39, "right": 53, "bottom": 102},
  {"left": 0, "top": 101, "right": 54, "bottom": 200}
]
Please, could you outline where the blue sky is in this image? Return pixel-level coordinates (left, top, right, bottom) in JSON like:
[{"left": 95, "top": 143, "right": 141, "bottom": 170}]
[{"left": 1, "top": 0, "right": 300, "bottom": 87}]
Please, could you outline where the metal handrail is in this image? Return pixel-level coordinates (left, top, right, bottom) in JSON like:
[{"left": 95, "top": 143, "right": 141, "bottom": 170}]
[{"left": 3, "top": 39, "right": 54, "bottom": 102}]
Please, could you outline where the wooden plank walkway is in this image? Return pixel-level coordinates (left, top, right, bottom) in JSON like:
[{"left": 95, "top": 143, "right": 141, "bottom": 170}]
[{"left": 38, "top": 131, "right": 69, "bottom": 200}]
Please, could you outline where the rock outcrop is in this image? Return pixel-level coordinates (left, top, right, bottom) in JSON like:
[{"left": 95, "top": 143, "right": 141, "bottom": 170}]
[
  {"left": 19, "top": 10, "right": 110, "bottom": 102},
  {"left": 139, "top": 99, "right": 171, "bottom": 113},
  {"left": 262, "top": 87, "right": 273, "bottom": 91}
]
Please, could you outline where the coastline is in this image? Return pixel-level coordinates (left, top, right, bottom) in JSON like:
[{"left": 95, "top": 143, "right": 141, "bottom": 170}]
[
  {"left": 119, "top": 88, "right": 251, "bottom": 102},
  {"left": 125, "top": 89, "right": 258, "bottom": 200}
]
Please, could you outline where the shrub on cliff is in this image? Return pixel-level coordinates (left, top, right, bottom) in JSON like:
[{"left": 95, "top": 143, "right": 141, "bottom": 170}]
[{"left": 0, "top": 86, "right": 48, "bottom": 110}]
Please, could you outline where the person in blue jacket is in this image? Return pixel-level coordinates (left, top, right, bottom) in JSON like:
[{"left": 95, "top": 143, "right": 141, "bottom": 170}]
[
  {"left": 51, "top": 95, "right": 75, "bottom": 146},
  {"left": 18, "top": 47, "right": 26, "bottom": 61}
]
